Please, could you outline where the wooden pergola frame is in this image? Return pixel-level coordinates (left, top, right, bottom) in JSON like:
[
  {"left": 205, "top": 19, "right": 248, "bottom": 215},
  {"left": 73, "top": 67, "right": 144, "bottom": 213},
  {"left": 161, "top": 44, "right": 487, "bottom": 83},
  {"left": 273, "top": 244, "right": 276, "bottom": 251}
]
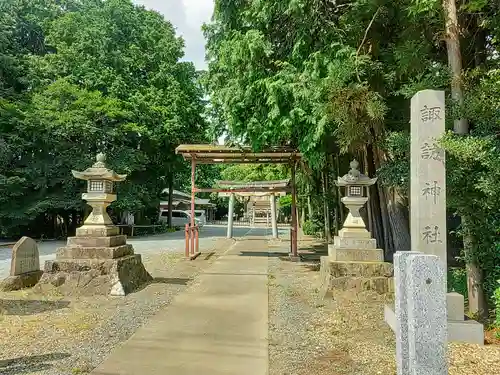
[{"left": 175, "top": 144, "right": 301, "bottom": 259}]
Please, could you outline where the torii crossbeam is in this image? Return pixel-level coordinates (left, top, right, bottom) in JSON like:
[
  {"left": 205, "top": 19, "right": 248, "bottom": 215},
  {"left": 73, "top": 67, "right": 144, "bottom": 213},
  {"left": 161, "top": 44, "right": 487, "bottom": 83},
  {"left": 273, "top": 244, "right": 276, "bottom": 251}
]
[{"left": 175, "top": 144, "right": 301, "bottom": 259}]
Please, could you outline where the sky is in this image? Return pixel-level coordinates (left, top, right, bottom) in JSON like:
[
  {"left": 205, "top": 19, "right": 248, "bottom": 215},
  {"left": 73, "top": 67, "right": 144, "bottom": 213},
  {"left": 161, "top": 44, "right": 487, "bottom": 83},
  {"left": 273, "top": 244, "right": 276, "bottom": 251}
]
[{"left": 132, "top": 0, "right": 214, "bottom": 70}]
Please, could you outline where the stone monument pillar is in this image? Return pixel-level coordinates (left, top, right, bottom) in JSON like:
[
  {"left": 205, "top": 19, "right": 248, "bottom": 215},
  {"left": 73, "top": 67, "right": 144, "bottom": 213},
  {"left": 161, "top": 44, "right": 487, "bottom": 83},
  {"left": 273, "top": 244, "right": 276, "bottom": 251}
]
[
  {"left": 384, "top": 89, "right": 483, "bottom": 345},
  {"left": 319, "top": 160, "right": 393, "bottom": 297},
  {"left": 36, "top": 153, "right": 152, "bottom": 296}
]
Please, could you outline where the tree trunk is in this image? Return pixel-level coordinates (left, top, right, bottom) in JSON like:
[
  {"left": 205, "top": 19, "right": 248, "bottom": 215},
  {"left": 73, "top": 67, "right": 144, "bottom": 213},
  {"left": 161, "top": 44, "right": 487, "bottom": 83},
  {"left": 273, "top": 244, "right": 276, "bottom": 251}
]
[
  {"left": 443, "top": 0, "right": 487, "bottom": 318},
  {"left": 307, "top": 195, "right": 313, "bottom": 220},
  {"left": 322, "top": 170, "right": 332, "bottom": 243},
  {"left": 387, "top": 189, "right": 411, "bottom": 259},
  {"left": 335, "top": 155, "right": 344, "bottom": 225},
  {"left": 167, "top": 167, "right": 174, "bottom": 228},
  {"left": 443, "top": 0, "right": 467, "bottom": 133}
]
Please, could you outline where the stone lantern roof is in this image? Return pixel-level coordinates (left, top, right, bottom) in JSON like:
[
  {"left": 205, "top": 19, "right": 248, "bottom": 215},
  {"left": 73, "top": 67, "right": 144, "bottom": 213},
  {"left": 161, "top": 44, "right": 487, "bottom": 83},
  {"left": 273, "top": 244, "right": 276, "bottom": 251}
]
[
  {"left": 72, "top": 153, "right": 127, "bottom": 182},
  {"left": 335, "top": 160, "right": 377, "bottom": 187}
]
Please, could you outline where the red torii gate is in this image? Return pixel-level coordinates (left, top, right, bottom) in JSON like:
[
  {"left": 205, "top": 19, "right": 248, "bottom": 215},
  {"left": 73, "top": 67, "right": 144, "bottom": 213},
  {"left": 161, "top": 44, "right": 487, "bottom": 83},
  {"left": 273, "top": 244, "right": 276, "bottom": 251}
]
[{"left": 175, "top": 144, "right": 302, "bottom": 260}]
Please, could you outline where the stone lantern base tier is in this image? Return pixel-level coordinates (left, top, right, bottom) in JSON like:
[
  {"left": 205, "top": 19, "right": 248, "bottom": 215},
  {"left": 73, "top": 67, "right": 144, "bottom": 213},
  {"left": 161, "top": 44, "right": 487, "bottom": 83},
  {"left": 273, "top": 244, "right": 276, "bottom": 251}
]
[
  {"left": 76, "top": 225, "right": 119, "bottom": 237},
  {"left": 56, "top": 244, "right": 133, "bottom": 260},
  {"left": 34, "top": 254, "right": 152, "bottom": 296},
  {"left": 328, "top": 246, "right": 384, "bottom": 262},
  {"left": 67, "top": 235, "right": 127, "bottom": 248},
  {"left": 319, "top": 257, "right": 394, "bottom": 298}
]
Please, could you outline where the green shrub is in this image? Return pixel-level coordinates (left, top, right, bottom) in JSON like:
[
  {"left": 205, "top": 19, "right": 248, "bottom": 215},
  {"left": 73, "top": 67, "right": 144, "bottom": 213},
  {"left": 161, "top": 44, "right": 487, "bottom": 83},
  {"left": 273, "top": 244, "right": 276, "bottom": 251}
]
[
  {"left": 303, "top": 220, "right": 319, "bottom": 236},
  {"left": 448, "top": 267, "right": 468, "bottom": 302},
  {"left": 494, "top": 281, "right": 500, "bottom": 331}
]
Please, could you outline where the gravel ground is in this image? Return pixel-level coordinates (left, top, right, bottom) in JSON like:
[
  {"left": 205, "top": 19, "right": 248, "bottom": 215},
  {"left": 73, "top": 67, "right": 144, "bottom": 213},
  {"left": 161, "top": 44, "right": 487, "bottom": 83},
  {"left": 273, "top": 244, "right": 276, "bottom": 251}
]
[
  {"left": 268, "top": 246, "right": 500, "bottom": 375},
  {"left": 0, "top": 238, "right": 233, "bottom": 375}
]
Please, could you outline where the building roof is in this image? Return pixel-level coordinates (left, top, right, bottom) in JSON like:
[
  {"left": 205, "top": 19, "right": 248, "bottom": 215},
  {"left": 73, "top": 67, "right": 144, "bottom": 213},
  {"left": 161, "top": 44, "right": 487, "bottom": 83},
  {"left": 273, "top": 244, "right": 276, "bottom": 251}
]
[{"left": 175, "top": 144, "right": 301, "bottom": 164}]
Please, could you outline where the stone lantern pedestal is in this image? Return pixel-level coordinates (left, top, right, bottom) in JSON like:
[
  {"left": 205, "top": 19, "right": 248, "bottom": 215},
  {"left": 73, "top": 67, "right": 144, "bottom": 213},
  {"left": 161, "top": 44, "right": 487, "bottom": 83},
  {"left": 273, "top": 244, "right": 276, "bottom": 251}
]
[
  {"left": 35, "top": 154, "right": 152, "bottom": 296},
  {"left": 319, "top": 160, "right": 393, "bottom": 298}
]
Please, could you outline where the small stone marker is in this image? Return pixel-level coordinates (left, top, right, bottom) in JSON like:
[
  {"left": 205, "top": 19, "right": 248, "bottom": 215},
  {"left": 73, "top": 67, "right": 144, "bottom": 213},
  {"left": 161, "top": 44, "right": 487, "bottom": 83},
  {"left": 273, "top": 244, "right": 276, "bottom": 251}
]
[
  {"left": 0, "top": 236, "right": 42, "bottom": 292},
  {"left": 394, "top": 251, "right": 421, "bottom": 375},
  {"left": 10, "top": 236, "right": 40, "bottom": 276},
  {"left": 394, "top": 251, "right": 447, "bottom": 375}
]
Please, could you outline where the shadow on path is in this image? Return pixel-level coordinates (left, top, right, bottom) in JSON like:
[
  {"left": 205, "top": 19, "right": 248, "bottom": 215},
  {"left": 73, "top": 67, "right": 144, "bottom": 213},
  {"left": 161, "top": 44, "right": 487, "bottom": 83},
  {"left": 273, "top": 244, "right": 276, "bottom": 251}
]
[
  {"left": 0, "top": 353, "right": 71, "bottom": 375},
  {"left": 0, "top": 299, "right": 70, "bottom": 316}
]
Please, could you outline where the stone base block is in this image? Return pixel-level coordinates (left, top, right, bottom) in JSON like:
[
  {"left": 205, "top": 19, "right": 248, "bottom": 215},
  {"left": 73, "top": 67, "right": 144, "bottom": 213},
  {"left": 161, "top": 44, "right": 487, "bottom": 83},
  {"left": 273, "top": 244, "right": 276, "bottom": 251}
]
[
  {"left": 321, "top": 257, "right": 393, "bottom": 278},
  {"left": 56, "top": 244, "right": 134, "bottom": 260},
  {"left": 66, "top": 235, "right": 127, "bottom": 248},
  {"left": 76, "top": 225, "right": 119, "bottom": 237},
  {"left": 447, "top": 292, "right": 466, "bottom": 321},
  {"left": 324, "top": 276, "right": 394, "bottom": 296},
  {"left": 319, "top": 256, "right": 393, "bottom": 298},
  {"left": 338, "top": 228, "right": 371, "bottom": 239},
  {"left": 333, "top": 236, "right": 377, "bottom": 249},
  {"left": 0, "top": 270, "right": 43, "bottom": 292},
  {"left": 384, "top": 304, "right": 484, "bottom": 345},
  {"left": 35, "top": 254, "right": 152, "bottom": 296},
  {"left": 328, "top": 246, "right": 384, "bottom": 262}
]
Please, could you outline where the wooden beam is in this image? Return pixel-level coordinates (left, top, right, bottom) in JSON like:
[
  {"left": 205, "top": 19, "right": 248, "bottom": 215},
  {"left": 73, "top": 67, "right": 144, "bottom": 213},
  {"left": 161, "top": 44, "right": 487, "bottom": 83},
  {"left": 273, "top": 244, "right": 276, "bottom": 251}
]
[{"left": 194, "top": 187, "right": 292, "bottom": 193}]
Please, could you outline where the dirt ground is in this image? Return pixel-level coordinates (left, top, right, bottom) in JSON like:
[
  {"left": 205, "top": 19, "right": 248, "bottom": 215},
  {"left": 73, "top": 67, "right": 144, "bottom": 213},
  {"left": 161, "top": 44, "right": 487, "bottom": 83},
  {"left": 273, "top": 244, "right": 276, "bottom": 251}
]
[
  {"left": 0, "top": 238, "right": 233, "bottom": 374},
  {"left": 268, "top": 240, "right": 500, "bottom": 375}
]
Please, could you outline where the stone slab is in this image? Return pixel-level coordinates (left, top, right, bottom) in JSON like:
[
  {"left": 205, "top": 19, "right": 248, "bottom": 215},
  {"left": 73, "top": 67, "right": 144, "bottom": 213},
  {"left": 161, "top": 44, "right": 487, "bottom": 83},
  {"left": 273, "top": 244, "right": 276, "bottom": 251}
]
[
  {"left": 447, "top": 292, "right": 465, "bottom": 321},
  {"left": 36, "top": 254, "right": 152, "bottom": 296},
  {"left": 10, "top": 236, "right": 40, "bottom": 276},
  {"left": 66, "top": 235, "right": 127, "bottom": 248},
  {"left": 407, "top": 253, "right": 447, "bottom": 375},
  {"left": 333, "top": 236, "right": 377, "bottom": 249},
  {"left": 76, "top": 225, "right": 119, "bottom": 237},
  {"left": 0, "top": 270, "right": 43, "bottom": 292},
  {"left": 328, "top": 246, "right": 383, "bottom": 262},
  {"left": 384, "top": 304, "right": 484, "bottom": 345},
  {"left": 56, "top": 244, "right": 134, "bottom": 260}
]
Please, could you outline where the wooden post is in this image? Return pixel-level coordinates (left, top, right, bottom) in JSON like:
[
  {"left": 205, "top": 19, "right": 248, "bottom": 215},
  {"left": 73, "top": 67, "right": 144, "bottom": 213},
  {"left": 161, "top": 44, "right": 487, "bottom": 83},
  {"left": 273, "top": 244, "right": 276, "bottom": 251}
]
[
  {"left": 190, "top": 157, "right": 196, "bottom": 256},
  {"left": 291, "top": 161, "right": 298, "bottom": 258},
  {"left": 185, "top": 224, "right": 189, "bottom": 258}
]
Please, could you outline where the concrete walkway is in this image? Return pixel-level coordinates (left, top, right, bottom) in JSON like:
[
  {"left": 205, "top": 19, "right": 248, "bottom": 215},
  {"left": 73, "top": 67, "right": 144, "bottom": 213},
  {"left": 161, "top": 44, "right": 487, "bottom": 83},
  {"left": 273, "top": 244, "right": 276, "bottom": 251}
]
[{"left": 92, "top": 236, "right": 270, "bottom": 375}]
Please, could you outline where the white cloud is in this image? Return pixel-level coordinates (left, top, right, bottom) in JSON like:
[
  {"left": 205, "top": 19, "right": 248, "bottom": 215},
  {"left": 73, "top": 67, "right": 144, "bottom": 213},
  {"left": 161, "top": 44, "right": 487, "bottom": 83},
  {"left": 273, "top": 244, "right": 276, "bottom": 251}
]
[{"left": 133, "top": 0, "right": 214, "bottom": 70}]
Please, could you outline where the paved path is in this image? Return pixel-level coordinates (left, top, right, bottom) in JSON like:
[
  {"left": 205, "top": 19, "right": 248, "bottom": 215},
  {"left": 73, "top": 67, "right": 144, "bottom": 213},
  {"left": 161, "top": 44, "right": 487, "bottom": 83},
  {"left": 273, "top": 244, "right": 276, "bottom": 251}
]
[{"left": 92, "top": 229, "right": 270, "bottom": 375}]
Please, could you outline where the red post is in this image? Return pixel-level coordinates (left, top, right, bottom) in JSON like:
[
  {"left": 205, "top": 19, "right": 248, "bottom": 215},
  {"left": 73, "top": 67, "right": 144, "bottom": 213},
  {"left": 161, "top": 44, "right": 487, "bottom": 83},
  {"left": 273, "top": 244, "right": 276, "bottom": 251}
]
[
  {"left": 191, "top": 157, "right": 196, "bottom": 255},
  {"left": 291, "top": 160, "right": 298, "bottom": 257},
  {"left": 185, "top": 224, "right": 189, "bottom": 258},
  {"left": 195, "top": 226, "right": 199, "bottom": 253}
]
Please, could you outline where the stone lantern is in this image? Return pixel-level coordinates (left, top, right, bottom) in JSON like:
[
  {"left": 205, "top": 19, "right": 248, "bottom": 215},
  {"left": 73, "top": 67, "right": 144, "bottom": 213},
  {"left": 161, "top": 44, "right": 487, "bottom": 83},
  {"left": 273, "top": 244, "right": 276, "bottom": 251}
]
[
  {"left": 35, "top": 153, "right": 152, "bottom": 296},
  {"left": 72, "top": 153, "right": 126, "bottom": 237},
  {"left": 319, "top": 159, "right": 392, "bottom": 298},
  {"left": 334, "top": 160, "right": 377, "bottom": 239}
]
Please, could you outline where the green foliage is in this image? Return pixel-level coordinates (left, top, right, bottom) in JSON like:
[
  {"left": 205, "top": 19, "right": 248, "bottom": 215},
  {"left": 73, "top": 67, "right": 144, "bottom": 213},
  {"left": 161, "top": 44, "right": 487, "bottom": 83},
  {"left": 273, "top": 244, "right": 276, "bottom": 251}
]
[
  {"left": 0, "top": 0, "right": 207, "bottom": 238},
  {"left": 220, "top": 164, "right": 288, "bottom": 182},
  {"left": 448, "top": 268, "right": 468, "bottom": 302},
  {"left": 494, "top": 281, "right": 500, "bottom": 330},
  {"left": 279, "top": 195, "right": 292, "bottom": 218},
  {"left": 302, "top": 220, "right": 320, "bottom": 236}
]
